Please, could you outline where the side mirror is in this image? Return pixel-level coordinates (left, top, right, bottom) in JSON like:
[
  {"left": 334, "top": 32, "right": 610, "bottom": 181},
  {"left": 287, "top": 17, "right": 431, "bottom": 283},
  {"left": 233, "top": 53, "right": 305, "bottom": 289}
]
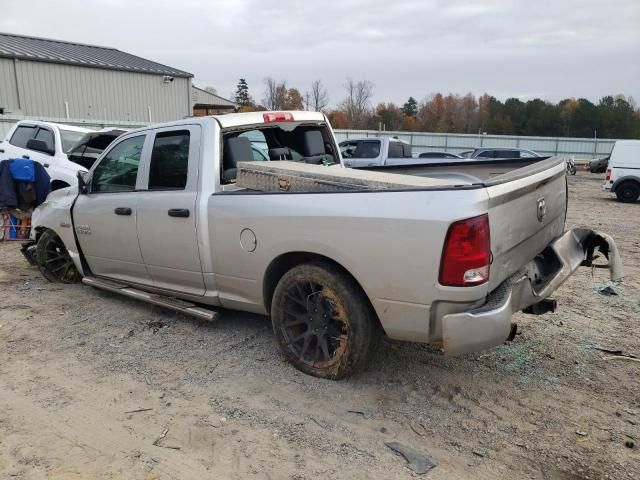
[
  {"left": 77, "top": 170, "right": 89, "bottom": 194},
  {"left": 26, "top": 139, "right": 55, "bottom": 156}
]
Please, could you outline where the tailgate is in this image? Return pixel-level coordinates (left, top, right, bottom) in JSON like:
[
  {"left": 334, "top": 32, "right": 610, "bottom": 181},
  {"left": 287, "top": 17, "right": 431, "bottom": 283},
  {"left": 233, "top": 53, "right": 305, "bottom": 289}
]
[{"left": 485, "top": 157, "right": 567, "bottom": 291}]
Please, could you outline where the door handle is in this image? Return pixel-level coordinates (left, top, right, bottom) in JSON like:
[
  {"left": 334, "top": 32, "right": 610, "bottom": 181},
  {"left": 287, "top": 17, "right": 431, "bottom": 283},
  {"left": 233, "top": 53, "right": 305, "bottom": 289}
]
[
  {"left": 44, "top": 163, "right": 50, "bottom": 168},
  {"left": 0, "top": 148, "right": 4, "bottom": 153},
  {"left": 22, "top": 155, "right": 30, "bottom": 159},
  {"left": 114, "top": 207, "right": 132, "bottom": 216},
  {"left": 168, "top": 208, "right": 190, "bottom": 218}
]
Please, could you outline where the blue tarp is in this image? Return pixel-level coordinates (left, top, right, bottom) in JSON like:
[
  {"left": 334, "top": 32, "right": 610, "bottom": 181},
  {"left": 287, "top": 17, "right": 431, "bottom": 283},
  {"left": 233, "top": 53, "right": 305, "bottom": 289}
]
[{"left": 9, "top": 158, "right": 36, "bottom": 182}]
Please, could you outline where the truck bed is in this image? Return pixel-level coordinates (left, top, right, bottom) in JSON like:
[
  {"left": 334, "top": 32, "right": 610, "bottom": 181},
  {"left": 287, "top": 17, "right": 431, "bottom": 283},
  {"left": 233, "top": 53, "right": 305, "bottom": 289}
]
[
  {"left": 360, "top": 157, "right": 552, "bottom": 185},
  {"left": 233, "top": 157, "right": 559, "bottom": 193}
]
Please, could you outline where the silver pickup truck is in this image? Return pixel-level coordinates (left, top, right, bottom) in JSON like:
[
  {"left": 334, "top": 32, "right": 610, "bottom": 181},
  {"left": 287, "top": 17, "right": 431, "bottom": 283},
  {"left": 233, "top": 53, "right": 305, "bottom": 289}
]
[{"left": 27, "top": 111, "right": 621, "bottom": 379}]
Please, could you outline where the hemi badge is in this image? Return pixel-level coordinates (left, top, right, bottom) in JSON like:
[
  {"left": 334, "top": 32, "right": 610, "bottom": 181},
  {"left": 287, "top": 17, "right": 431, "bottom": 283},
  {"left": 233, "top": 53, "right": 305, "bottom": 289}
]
[{"left": 60, "top": 221, "right": 71, "bottom": 228}]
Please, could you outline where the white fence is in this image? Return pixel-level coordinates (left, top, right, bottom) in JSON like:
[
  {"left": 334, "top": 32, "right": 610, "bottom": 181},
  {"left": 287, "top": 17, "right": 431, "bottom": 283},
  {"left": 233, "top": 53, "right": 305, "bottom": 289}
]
[
  {"left": 0, "top": 115, "right": 618, "bottom": 160},
  {"left": 334, "top": 129, "right": 616, "bottom": 160}
]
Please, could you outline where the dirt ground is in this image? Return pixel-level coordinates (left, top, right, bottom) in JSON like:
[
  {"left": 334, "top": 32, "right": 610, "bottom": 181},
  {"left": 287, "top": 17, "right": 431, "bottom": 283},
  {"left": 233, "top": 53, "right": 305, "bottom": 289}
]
[{"left": 1, "top": 172, "right": 638, "bottom": 480}]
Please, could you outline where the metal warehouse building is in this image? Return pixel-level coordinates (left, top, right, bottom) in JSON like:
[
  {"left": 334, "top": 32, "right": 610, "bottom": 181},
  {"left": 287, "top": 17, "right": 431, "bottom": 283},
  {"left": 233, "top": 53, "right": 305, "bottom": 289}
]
[{"left": 0, "top": 32, "right": 197, "bottom": 124}]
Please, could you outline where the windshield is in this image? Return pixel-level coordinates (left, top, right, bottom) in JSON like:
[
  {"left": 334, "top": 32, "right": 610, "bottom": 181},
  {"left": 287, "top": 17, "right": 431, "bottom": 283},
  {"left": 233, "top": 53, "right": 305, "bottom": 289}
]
[{"left": 60, "top": 129, "right": 89, "bottom": 152}]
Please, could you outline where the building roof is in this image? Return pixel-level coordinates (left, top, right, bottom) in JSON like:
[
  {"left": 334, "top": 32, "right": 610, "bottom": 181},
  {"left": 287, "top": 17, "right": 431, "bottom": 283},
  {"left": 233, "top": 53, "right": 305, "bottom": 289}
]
[
  {"left": 192, "top": 86, "right": 237, "bottom": 109},
  {"left": 0, "top": 32, "right": 193, "bottom": 78}
]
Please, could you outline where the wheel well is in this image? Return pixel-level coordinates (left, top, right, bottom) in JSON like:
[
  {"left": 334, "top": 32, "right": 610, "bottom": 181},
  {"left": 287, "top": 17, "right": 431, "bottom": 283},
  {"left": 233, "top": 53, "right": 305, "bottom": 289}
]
[
  {"left": 51, "top": 180, "right": 70, "bottom": 191},
  {"left": 262, "top": 252, "right": 382, "bottom": 328},
  {"left": 612, "top": 177, "right": 640, "bottom": 193},
  {"left": 32, "top": 226, "right": 48, "bottom": 242}
]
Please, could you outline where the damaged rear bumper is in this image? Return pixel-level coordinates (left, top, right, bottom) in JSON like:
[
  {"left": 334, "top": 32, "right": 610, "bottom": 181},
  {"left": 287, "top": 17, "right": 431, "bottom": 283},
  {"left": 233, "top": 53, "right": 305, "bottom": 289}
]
[{"left": 442, "top": 228, "right": 622, "bottom": 356}]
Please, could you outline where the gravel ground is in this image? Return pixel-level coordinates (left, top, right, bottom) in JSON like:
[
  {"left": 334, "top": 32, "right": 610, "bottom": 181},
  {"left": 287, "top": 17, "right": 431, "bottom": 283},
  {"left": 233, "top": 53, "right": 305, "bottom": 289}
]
[{"left": 0, "top": 171, "right": 638, "bottom": 479}]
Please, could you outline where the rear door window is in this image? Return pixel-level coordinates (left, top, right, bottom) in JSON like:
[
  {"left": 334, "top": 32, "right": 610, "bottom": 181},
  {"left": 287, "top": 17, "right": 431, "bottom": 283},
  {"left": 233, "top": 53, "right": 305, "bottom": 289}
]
[
  {"left": 34, "top": 128, "right": 55, "bottom": 152},
  {"left": 402, "top": 144, "right": 412, "bottom": 158},
  {"left": 9, "top": 125, "right": 37, "bottom": 148},
  {"left": 388, "top": 142, "right": 404, "bottom": 158},
  {"left": 148, "top": 130, "right": 190, "bottom": 190}
]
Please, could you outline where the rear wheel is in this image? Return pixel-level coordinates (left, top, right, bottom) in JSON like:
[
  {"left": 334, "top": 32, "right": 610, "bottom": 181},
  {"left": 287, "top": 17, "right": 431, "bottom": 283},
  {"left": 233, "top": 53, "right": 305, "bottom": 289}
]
[
  {"left": 615, "top": 182, "right": 640, "bottom": 203},
  {"left": 271, "top": 262, "right": 379, "bottom": 379},
  {"left": 35, "top": 229, "right": 80, "bottom": 283}
]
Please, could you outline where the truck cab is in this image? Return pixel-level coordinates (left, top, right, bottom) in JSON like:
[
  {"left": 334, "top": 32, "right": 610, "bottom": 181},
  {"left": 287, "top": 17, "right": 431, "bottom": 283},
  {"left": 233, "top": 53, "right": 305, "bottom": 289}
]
[{"left": 339, "top": 137, "right": 412, "bottom": 167}]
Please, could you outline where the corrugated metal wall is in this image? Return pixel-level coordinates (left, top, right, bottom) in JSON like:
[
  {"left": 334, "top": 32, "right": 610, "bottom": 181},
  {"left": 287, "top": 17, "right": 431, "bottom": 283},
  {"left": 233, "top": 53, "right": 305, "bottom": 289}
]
[
  {"left": 334, "top": 130, "right": 617, "bottom": 160},
  {"left": 0, "top": 59, "right": 191, "bottom": 122},
  {"left": 0, "top": 58, "right": 20, "bottom": 112}
]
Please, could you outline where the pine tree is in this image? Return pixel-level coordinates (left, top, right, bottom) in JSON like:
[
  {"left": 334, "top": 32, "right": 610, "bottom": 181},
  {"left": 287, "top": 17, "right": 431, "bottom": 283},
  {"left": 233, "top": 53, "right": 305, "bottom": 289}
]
[
  {"left": 402, "top": 97, "right": 418, "bottom": 117},
  {"left": 234, "top": 79, "right": 251, "bottom": 106}
]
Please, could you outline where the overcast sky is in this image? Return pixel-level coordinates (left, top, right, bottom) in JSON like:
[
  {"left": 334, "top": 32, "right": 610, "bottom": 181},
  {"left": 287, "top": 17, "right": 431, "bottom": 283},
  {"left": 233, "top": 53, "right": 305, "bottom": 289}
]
[{"left": 2, "top": 0, "right": 639, "bottom": 107}]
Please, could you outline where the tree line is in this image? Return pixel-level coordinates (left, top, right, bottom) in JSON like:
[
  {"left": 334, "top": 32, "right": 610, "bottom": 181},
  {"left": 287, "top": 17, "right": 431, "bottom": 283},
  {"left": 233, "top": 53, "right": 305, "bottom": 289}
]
[{"left": 231, "top": 78, "right": 640, "bottom": 139}]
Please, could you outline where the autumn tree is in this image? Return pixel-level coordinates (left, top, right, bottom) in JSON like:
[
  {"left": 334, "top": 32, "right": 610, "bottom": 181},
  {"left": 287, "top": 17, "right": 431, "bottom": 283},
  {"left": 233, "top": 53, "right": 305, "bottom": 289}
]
[
  {"left": 309, "top": 79, "right": 329, "bottom": 112},
  {"left": 263, "top": 77, "right": 289, "bottom": 110},
  {"left": 283, "top": 88, "right": 304, "bottom": 110},
  {"left": 341, "top": 78, "right": 374, "bottom": 129},
  {"left": 326, "top": 110, "right": 349, "bottom": 129},
  {"left": 460, "top": 93, "right": 479, "bottom": 133},
  {"left": 373, "top": 103, "right": 403, "bottom": 131}
]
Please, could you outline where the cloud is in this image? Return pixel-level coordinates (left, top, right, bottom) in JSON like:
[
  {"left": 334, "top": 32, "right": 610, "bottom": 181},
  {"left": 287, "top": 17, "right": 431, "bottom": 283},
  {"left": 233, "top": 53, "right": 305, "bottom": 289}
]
[{"left": 0, "top": 0, "right": 638, "bottom": 106}]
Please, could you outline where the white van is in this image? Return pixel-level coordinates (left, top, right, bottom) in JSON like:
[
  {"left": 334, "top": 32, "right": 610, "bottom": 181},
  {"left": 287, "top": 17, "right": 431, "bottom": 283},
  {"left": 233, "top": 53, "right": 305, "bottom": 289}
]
[{"left": 603, "top": 140, "right": 640, "bottom": 203}]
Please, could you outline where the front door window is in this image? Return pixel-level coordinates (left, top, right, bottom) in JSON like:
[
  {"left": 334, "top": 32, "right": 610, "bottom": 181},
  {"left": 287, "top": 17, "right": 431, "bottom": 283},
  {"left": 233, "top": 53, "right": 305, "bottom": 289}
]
[{"left": 91, "top": 136, "right": 145, "bottom": 193}]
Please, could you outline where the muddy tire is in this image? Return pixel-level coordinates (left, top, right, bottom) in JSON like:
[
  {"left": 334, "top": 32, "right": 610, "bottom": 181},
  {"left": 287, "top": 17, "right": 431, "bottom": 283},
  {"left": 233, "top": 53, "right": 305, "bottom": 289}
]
[
  {"left": 615, "top": 182, "right": 640, "bottom": 203},
  {"left": 271, "top": 262, "right": 380, "bottom": 379},
  {"left": 35, "top": 229, "right": 81, "bottom": 283}
]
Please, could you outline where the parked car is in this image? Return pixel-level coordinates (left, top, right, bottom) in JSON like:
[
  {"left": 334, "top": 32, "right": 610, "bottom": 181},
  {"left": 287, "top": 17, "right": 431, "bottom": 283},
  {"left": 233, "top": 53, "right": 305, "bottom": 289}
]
[
  {"left": 589, "top": 155, "right": 609, "bottom": 174},
  {"left": 339, "top": 137, "right": 412, "bottom": 167},
  {"left": 0, "top": 121, "right": 120, "bottom": 190},
  {"left": 464, "top": 147, "right": 542, "bottom": 159},
  {"left": 28, "top": 111, "right": 620, "bottom": 379},
  {"left": 603, "top": 140, "right": 640, "bottom": 203},
  {"left": 418, "top": 151, "right": 463, "bottom": 159}
]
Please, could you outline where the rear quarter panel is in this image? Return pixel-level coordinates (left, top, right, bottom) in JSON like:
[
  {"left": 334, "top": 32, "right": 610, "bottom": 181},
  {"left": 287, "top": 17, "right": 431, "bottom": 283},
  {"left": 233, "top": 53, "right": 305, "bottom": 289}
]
[{"left": 206, "top": 188, "right": 489, "bottom": 341}]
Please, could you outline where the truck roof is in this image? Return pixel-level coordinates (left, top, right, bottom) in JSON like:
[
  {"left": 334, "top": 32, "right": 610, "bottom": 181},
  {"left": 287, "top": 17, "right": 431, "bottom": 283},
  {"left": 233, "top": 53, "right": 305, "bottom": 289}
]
[
  {"left": 214, "top": 110, "right": 326, "bottom": 129},
  {"left": 14, "top": 120, "right": 93, "bottom": 133}
]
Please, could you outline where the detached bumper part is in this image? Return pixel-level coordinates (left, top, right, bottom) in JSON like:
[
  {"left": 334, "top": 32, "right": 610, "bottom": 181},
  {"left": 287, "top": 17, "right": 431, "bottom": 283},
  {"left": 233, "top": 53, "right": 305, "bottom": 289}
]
[{"left": 442, "top": 228, "right": 622, "bottom": 356}]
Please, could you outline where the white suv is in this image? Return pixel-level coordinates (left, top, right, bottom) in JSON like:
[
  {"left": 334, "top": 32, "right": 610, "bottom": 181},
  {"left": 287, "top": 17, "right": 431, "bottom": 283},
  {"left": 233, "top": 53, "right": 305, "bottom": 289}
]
[
  {"left": 603, "top": 140, "right": 640, "bottom": 203},
  {"left": 0, "top": 121, "right": 93, "bottom": 190}
]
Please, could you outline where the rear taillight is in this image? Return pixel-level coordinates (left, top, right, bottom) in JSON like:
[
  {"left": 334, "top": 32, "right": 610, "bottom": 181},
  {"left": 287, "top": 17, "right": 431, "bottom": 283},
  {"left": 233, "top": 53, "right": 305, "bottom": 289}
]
[
  {"left": 605, "top": 168, "right": 611, "bottom": 181},
  {"left": 263, "top": 112, "right": 294, "bottom": 123},
  {"left": 439, "top": 214, "right": 491, "bottom": 287}
]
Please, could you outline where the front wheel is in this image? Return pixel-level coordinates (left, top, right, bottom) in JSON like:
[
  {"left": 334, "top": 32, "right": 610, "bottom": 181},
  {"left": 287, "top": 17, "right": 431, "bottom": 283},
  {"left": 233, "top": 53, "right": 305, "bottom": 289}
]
[
  {"left": 615, "top": 182, "right": 640, "bottom": 203},
  {"left": 35, "top": 229, "right": 81, "bottom": 283},
  {"left": 568, "top": 165, "right": 577, "bottom": 175},
  {"left": 271, "top": 262, "right": 380, "bottom": 379}
]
